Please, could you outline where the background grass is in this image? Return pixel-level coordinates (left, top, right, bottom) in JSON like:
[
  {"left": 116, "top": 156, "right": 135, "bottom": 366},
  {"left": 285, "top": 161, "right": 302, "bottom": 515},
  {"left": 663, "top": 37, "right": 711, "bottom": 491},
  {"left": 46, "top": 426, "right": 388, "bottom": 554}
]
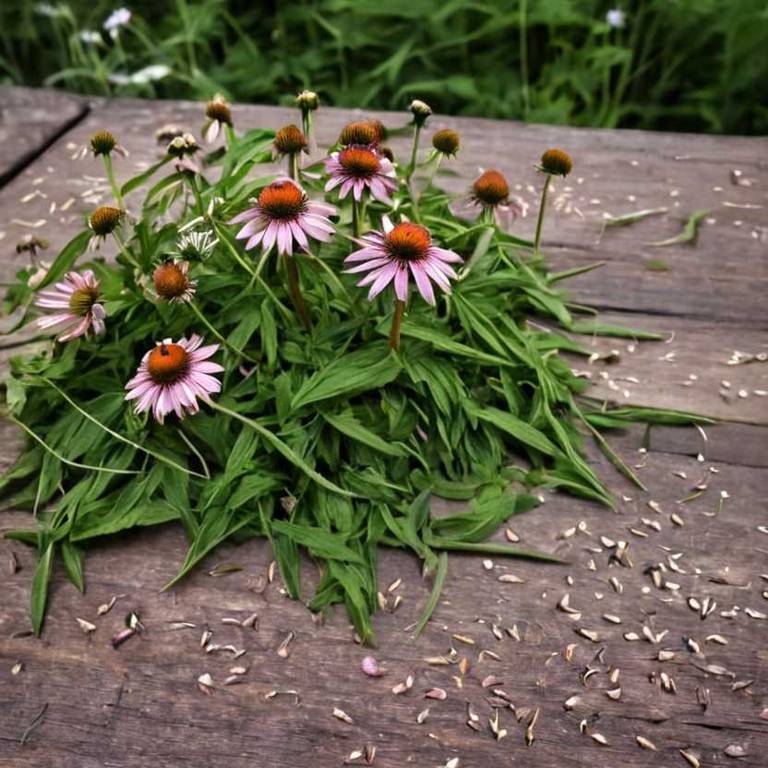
[{"left": 2, "top": 0, "right": 767, "bottom": 134}]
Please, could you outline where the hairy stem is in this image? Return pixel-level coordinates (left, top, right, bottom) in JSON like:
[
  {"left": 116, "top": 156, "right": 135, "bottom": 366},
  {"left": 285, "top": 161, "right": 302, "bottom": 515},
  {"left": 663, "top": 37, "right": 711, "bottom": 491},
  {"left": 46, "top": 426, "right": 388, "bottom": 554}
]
[
  {"left": 533, "top": 174, "right": 551, "bottom": 254},
  {"left": 102, "top": 154, "right": 125, "bottom": 210},
  {"left": 388, "top": 299, "right": 405, "bottom": 350}
]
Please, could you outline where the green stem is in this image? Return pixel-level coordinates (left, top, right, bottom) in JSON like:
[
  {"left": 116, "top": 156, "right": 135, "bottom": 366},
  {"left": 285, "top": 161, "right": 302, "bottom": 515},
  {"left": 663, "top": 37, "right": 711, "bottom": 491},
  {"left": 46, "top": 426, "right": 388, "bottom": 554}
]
[
  {"left": 188, "top": 300, "right": 257, "bottom": 363},
  {"left": 283, "top": 253, "right": 311, "bottom": 330},
  {"left": 288, "top": 151, "right": 299, "bottom": 181},
  {"left": 187, "top": 173, "right": 204, "bottom": 216},
  {"left": 406, "top": 124, "right": 422, "bottom": 181},
  {"left": 388, "top": 299, "right": 405, "bottom": 350},
  {"left": 224, "top": 124, "right": 237, "bottom": 151},
  {"left": 102, "top": 154, "right": 125, "bottom": 210},
  {"left": 533, "top": 174, "right": 551, "bottom": 254},
  {"left": 112, "top": 230, "right": 141, "bottom": 271},
  {"left": 352, "top": 198, "right": 365, "bottom": 238},
  {"left": 423, "top": 153, "right": 442, "bottom": 193}
]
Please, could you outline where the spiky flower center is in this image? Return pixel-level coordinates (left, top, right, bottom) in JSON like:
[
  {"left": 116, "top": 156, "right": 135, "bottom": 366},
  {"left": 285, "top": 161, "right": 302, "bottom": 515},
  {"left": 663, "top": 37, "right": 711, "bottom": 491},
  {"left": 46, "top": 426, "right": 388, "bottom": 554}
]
[
  {"left": 68, "top": 286, "right": 99, "bottom": 316},
  {"left": 432, "top": 129, "right": 460, "bottom": 156},
  {"left": 258, "top": 181, "right": 307, "bottom": 220},
  {"left": 385, "top": 223, "right": 431, "bottom": 262},
  {"left": 148, "top": 343, "right": 188, "bottom": 384},
  {"left": 89, "top": 205, "right": 122, "bottom": 235},
  {"left": 339, "top": 147, "right": 380, "bottom": 178},
  {"left": 90, "top": 130, "right": 117, "bottom": 156},
  {"left": 339, "top": 121, "right": 379, "bottom": 147},
  {"left": 206, "top": 99, "right": 232, "bottom": 125},
  {"left": 540, "top": 148, "right": 572, "bottom": 177},
  {"left": 472, "top": 170, "right": 509, "bottom": 206},
  {"left": 153, "top": 262, "right": 188, "bottom": 299},
  {"left": 274, "top": 124, "right": 308, "bottom": 155}
]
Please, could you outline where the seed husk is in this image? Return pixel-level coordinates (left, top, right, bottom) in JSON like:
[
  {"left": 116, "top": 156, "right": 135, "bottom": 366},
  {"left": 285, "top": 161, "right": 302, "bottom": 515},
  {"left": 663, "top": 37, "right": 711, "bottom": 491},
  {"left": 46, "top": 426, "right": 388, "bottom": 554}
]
[
  {"left": 425, "top": 687, "right": 447, "bottom": 700},
  {"left": 333, "top": 707, "right": 354, "bottom": 725},
  {"left": 76, "top": 617, "right": 96, "bottom": 633},
  {"left": 417, "top": 707, "right": 430, "bottom": 724},
  {"left": 636, "top": 735, "right": 657, "bottom": 751},
  {"left": 277, "top": 631, "right": 295, "bottom": 658},
  {"left": 591, "top": 733, "right": 609, "bottom": 746},
  {"left": 679, "top": 751, "right": 700, "bottom": 768}
]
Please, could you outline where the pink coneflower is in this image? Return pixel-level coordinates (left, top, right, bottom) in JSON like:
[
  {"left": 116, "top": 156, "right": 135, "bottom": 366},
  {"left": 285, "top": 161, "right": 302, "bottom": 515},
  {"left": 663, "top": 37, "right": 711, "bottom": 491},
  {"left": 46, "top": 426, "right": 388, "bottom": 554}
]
[
  {"left": 345, "top": 219, "right": 462, "bottom": 306},
  {"left": 152, "top": 260, "right": 196, "bottom": 303},
  {"left": 124, "top": 335, "right": 223, "bottom": 424},
  {"left": 229, "top": 178, "right": 336, "bottom": 256},
  {"left": 324, "top": 146, "right": 396, "bottom": 204},
  {"left": 35, "top": 269, "right": 106, "bottom": 342},
  {"left": 468, "top": 169, "right": 525, "bottom": 227}
]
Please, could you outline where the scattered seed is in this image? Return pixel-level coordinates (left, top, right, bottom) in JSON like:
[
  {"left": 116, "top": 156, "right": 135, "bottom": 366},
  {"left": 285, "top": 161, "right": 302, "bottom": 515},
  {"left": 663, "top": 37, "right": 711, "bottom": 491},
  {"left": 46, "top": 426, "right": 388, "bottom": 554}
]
[
  {"left": 680, "top": 750, "right": 701, "bottom": 768},
  {"left": 452, "top": 634, "right": 475, "bottom": 645},
  {"left": 417, "top": 707, "right": 430, "bottom": 724},
  {"left": 602, "top": 614, "right": 621, "bottom": 625},
  {"left": 197, "top": 672, "right": 214, "bottom": 689},
  {"left": 498, "top": 574, "right": 525, "bottom": 584},
  {"left": 505, "top": 529, "right": 520, "bottom": 542},
  {"left": 605, "top": 687, "right": 622, "bottom": 701},
  {"left": 525, "top": 707, "right": 539, "bottom": 747},
  {"left": 724, "top": 744, "right": 748, "bottom": 758},
  {"left": 591, "top": 733, "right": 609, "bottom": 746},
  {"left": 76, "top": 617, "right": 96, "bottom": 633},
  {"left": 277, "top": 631, "right": 295, "bottom": 658},
  {"left": 333, "top": 707, "right": 354, "bottom": 725},
  {"left": 425, "top": 687, "right": 447, "bottom": 700},
  {"left": 576, "top": 628, "right": 600, "bottom": 643},
  {"left": 97, "top": 596, "right": 118, "bottom": 615},
  {"left": 362, "top": 656, "right": 384, "bottom": 677},
  {"left": 392, "top": 676, "right": 414, "bottom": 695},
  {"left": 12, "top": 661, "right": 23, "bottom": 675},
  {"left": 636, "top": 735, "right": 657, "bottom": 751}
]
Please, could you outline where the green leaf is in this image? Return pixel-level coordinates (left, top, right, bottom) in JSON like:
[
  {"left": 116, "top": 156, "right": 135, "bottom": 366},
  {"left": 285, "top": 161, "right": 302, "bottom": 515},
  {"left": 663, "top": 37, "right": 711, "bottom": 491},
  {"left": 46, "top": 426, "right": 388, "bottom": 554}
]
[
  {"left": 31, "top": 541, "right": 55, "bottom": 636},
  {"left": 271, "top": 520, "right": 364, "bottom": 564},
  {"left": 61, "top": 540, "right": 84, "bottom": 592},
  {"left": 120, "top": 157, "right": 172, "bottom": 196},
  {"left": 323, "top": 411, "right": 407, "bottom": 457},
  {"left": 468, "top": 405, "right": 558, "bottom": 456},
  {"left": 36, "top": 230, "right": 92, "bottom": 289},
  {"left": 291, "top": 346, "right": 402, "bottom": 409},
  {"left": 567, "top": 321, "right": 663, "bottom": 340},
  {"left": 412, "top": 551, "right": 447, "bottom": 639}
]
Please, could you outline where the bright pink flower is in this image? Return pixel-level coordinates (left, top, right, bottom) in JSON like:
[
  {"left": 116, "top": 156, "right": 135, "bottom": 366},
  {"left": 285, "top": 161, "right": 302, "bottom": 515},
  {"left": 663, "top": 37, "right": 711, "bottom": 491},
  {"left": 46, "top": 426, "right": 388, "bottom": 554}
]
[
  {"left": 229, "top": 178, "right": 336, "bottom": 256},
  {"left": 324, "top": 146, "right": 397, "bottom": 204},
  {"left": 345, "top": 219, "right": 462, "bottom": 305},
  {"left": 125, "top": 335, "right": 223, "bottom": 424},
  {"left": 35, "top": 269, "right": 106, "bottom": 342}
]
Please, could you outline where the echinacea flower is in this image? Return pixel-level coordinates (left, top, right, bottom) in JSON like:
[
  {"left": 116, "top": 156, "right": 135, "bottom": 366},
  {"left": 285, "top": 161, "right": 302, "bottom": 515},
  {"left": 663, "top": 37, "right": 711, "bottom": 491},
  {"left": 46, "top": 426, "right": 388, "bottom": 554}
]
[
  {"left": 409, "top": 99, "right": 432, "bottom": 127},
  {"left": 345, "top": 219, "right": 462, "bottom": 305},
  {"left": 230, "top": 178, "right": 335, "bottom": 256},
  {"left": 273, "top": 124, "right": 308, "bottom": 157},
  {"left": 468, "top": 169, "right": 525, "bottom": 227},
  {"left": 432, "top": 129, "right": 460, "bottom": 157},
  {"left": 324, "top": 147, "right": 397, "bottom": 204},
  {"left": 89, "top": 205, "right": 123, "bottom": 237},
  {"left": 202, "top": 94, "right": 233, "bottom": 144},
  {"left": 124, "top": 335, "right": 223, "bottom": 423},
  {"left": 174, "top": 229, "right": 218, "bottom": 261},
  {"left": 538, "top": 148, "right": 572, "bottom": 177},
  {"left": 35, "top": 269, "right": 106, "bottom": 342},
  {"left": 152, "top": 260, "right": 196, "bottom": 303},
  {"left": 339, "top": 120, "right": 383, "bottom": 147},
  {"left": 296, "top": 90, "right": 319, "bottom": 112}
]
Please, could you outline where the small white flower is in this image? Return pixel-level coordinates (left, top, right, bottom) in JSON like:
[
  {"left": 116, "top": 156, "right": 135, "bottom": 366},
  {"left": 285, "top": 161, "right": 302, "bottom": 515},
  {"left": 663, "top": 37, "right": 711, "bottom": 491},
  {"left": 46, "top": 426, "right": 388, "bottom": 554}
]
[
  {"left": 174, "top": 230, "right": 218, "bottom": 261},
  {"left": 129, "top": 64, "right": 171, "bottom": 84},
  {"left": 606, "top": 9, "right": 626, "bottom": 29},
  {"left": 104, "top": 7, "right": 132, "bottom": 37},
  {"left": 79, "top": 30, "right": 104, "bottom": 45}
]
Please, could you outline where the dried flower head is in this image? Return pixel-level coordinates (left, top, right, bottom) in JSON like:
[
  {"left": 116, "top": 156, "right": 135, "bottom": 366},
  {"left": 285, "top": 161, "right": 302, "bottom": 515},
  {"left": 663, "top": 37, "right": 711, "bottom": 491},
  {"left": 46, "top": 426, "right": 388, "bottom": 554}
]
[
  {"left": 155, "top": 124, "right": 185, "bottom": 144},
  {"left": 273, "top": 124, "right": 309, "bottom": 156},
  {"left": 90, "top": 130, "right": 118, "bottom": 156},
  {"left": 89, "top": 205, "right": 123, "bottom": 236},
  {"left": 167, "top": 133, "right": 199, "bottom": 158},
  {"left": 35, "top": 269, "right": 106, "bottom": 342},
  {"left": 203, "top": 95, "right": 233, "bottom": 143},
  {"left": 409, "top": 99, "right": 432, "bottom": 126},
  {"left": 432, "top": 129, "right": 460, "bottom": 156},
  {"left": 205, "top": 95, "right": 232, "bottom": 126},
  {"left": 296, "top": 90, "right": 319, "bottom": 112},
  {"left": 153, "top": 260, "right": 196, "bottom": 303},
  {"left": 339, "top": 121, "right": 380, "bottom": 147},
  {"left": 471, "top": 170, "right": 510, "bottom": 207},
  {"left": 539, "top": 148, "right": 573, "bottom": 177},
  {"left": 174, "top": 229, "right": 218, "bottom": 261},
  {"left": 16, "top": 235, "right": 50, "bottom": 255}
]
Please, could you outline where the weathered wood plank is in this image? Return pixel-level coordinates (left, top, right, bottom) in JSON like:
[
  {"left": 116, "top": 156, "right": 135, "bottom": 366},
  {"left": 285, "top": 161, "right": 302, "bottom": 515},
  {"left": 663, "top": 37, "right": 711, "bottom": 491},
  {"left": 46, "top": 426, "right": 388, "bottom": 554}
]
[
  {"left": 0, "top": 91, "right": 765, "bottom": 323},
  {"left": 2, "top": 435, "right": 767, "bottom": 767},
  {"left": 563, "top": 312, "right": 768, "bottom": 424},
  {"left": 0, "top": 87, "right": 86, "bottom": 187}
]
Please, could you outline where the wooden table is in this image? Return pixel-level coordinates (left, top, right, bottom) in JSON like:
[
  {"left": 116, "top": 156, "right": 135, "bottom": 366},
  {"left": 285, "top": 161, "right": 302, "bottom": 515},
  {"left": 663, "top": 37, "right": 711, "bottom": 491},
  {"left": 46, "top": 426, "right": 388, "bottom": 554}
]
[{"left": 0, "top": 87, "right": 766, "bottom": 768}]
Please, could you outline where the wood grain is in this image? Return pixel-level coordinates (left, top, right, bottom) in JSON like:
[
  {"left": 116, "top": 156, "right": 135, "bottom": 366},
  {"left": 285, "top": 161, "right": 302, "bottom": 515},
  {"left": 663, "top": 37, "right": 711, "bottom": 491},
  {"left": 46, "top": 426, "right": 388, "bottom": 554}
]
[{"left": 1, "top": 88, "right": 767, "bottom": 768}]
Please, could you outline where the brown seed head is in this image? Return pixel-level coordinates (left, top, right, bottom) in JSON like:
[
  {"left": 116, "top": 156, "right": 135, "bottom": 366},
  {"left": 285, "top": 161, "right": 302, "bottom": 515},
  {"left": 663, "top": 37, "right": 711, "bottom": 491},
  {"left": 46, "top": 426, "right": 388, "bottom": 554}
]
[
  {"left": 206, "top": 96, "right": 232, "bottom": 126},
  {"left": 68, "top": 286, "right": 100, "bottom": 316},
  {"left": 257, "top": 180, "right": 307, "bottom": 220},
  {"left": 338, "top": 147, "right": 380, "bottom": 178},
  {"left": 385, "top": 222, "right": 432, "bottom": 262},
  {"left": 274, "top": 124, "right": 308, "bottom": 155},
  {"left": 90, "top": 130, "right": 117, "bottom": 156},
  {"left": 147, "top": 343, "right": 188, "bottom": 384},
  {"left": 472, "top": 170, "right": 510, "bottom": 207},
  {"left": 153, "top": 261, "right": 190, "bottom": 300},
  {"left": 339, "top": 121, "right": 379, "bottom": 147},
  {"left": 540, "top": 148, "right": 572, "bottom": 176},
  {"left": 432, "top": 129, "right": 460, "bottom": 156},
  {"left": 89, "top": 205, "right": 123, "bottom": 236}
]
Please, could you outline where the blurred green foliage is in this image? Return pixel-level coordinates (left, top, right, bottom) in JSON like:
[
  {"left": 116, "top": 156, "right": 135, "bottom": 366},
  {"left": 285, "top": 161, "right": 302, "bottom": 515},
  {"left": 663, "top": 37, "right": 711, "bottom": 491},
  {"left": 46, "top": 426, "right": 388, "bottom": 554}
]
[{"left": 2, "top": 0, "right": 767, "bottom": 134}]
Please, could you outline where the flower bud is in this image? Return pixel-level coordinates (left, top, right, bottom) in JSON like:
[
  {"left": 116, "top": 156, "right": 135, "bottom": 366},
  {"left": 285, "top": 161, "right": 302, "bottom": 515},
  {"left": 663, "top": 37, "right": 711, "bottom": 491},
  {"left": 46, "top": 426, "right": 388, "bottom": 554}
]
[
  {"left": 90, "top": 130, "right": 118, "bottom": 156},
  {"left": 89, "top": 205, "right": 123, "bottom": 236},
  {"left": 206, "top": 94, "right": 232, "bottom": 126},
  {"left": 339, "top": 120, "right": 379, "bottom": 147},
  {"left": 539, "top": 148, "right": 573, "bottom": 177},
  {"left": 471, "top": 170, "right": 510, "bottom": 207},
  {"left": 432, "top": 129, "right": 460, "bottom": 157},
  {"left": 409, "top": 99, "right": 432, "bottom": 127},
  {"left": 167, "top": 133, "right": 199, "bottom": 158},
  {"left": 296, "top": 90, "right": 319, "bottom": 112}
]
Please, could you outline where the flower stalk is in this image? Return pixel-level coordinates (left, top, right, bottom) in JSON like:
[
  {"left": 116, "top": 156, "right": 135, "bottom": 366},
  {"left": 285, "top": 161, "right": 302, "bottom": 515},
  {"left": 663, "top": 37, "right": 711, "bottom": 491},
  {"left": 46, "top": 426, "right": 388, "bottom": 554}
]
[
  {"left": 102, "top": 154, "right": 125, "bottom": 210},
  {"left": 533, "top": 174, "right": 551, "bottom": 255},
  {"left": 283, "top": 254, "right": 311, "bottom": 330},
  {"left": 388, "top": 299, "right": 405, "bottom": 350}
]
